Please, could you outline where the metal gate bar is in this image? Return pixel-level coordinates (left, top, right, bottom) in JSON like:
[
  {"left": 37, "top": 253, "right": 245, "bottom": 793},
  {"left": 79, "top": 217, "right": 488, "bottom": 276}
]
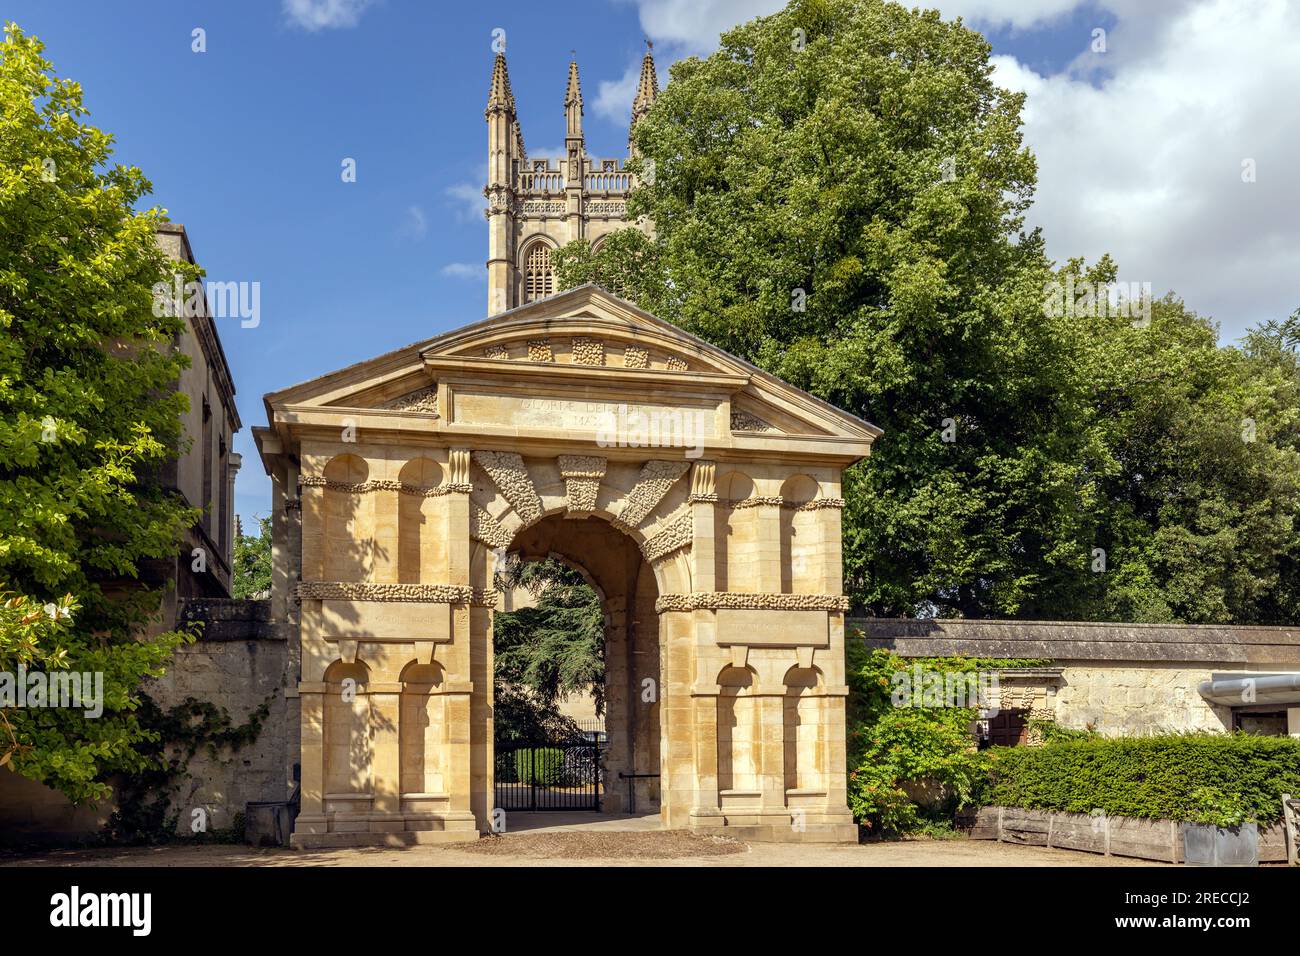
[{"left": 494, "top": 733, "right": 603, "bottom": 812}]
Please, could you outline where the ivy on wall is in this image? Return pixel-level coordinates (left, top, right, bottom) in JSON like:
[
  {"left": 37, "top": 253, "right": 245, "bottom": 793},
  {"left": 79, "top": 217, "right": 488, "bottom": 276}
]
[
  {"left": 845, "top": 642, "right": 1048, "bottom": 836},
  {"left": 103, "top": 690, "right": 277, "bottom": 844}
]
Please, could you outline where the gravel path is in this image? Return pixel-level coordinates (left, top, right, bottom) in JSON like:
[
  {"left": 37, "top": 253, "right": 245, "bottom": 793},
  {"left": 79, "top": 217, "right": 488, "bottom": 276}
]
[{"left": 0, "top": 832, "right": 1165, "bottom": 867}]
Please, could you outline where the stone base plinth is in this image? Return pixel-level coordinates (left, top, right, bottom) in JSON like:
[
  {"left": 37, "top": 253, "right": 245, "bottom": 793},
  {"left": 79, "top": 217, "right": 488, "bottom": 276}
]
[
  {"left": 290, "top": 811, "right": 479, "bottom": 849},
  {"left": 290, "top": 828, "right": 480, "bottom": 849},
  {"left": 690, "top": 807, "right": 858, "bottom": 844}
]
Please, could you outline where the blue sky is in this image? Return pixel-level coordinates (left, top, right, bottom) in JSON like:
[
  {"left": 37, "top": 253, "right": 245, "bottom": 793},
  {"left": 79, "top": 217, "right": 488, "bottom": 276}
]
[{"left": 6, "top": 0, "right": 1296, "bottom": 526}]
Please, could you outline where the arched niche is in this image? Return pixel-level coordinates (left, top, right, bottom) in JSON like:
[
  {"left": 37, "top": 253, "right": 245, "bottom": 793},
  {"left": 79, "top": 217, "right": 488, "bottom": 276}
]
[
  {"left": 717, "top": 665, "right": 760, "bottom": 793},
  {"left": 397, "top": 457, "right": 443, "bottom": 584},
  {"left": 322, "top": 454, "right": 371, "bottom": 582},
  {"left": 779, "top": 474, "right": 821, "bottom": 594},
  {"left": 782, "top": 665, "right": 826, "bottom": 793},
  {"left": 714, "top": 471, "right": 757, "bottom": 593},
  {"left": 323, "top": 659, "right": 372, "bottom": 796},
  {"left": 398, "top": 661, "right": 448, "bottom": 797}
]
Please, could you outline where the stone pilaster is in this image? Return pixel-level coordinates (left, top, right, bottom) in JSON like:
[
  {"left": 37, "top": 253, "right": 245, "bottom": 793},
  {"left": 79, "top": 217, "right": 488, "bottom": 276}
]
[
  {"left": 756, "top": 500, "right": 783, "bottom": 593},
  {"left": 369, "top": 686, "right": 402, "bottom": 825},
  {"left": 293, "top": 684, "right": 327, "bottom": 839},
  {"left": 446, "top": 449, "right": 471, "bottom": 586}
]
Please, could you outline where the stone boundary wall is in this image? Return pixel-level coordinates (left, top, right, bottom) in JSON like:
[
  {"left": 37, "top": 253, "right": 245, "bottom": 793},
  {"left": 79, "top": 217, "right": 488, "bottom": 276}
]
[
  {"left": 851, "top": 617, "right": 1300, "bottom": 667},
  {"left": 0, "top": 598, "right": 291, "bottom": 844},
  {"left": 179, "top": 597, "right": 277, "bottom": 641},
  {"left": 150, "top": 599, "right": 292, "bottom": 833},
  {"left": 970, "top": 806, "right": 1290, "bottom": 863},
  {"left": 851, "top": 617, "right": 1300, "bottom": 735}
]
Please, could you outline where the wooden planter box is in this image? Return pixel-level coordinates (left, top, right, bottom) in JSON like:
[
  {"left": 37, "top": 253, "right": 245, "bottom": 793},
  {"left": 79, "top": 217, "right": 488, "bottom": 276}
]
[{"left": 970, "top": 806, "right": 1289, "bottom": 865}]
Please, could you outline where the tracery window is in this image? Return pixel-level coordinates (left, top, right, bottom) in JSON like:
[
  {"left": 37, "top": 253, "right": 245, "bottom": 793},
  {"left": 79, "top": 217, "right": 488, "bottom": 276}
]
[{"left": 523, "top": 242, "right": 554, "bottom": 301}]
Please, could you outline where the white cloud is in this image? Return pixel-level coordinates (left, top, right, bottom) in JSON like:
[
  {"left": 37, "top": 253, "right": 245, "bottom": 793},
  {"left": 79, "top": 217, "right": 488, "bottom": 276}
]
[
  {"left": 524, "top": 146, "right": 568, "bottom": 163},
  {"left": 399, "top": 205, "right": 427, "bottom": 240},
  {"left": 615, "top": 0, "right": 1300, "bottom": 338},
  {"left": 594, "top": 63, "right": 642, "bottom": 123},
  {"left": 930, "top": 0, "right": 1087, "bottom": 30},
  {"left": 632, "top": 0, "right": 785, "bottom": 55},
  {"left": 440, "top": 262, "right": 483, "bottom": 280},
  {"left": 444, "top": 182, "right": 484, "bottom": 224},
  {"left": 629, "top": 0, "right": 1094, "bottom": 47},
  {"left": 283, "top": 0, "right": 376, "bottom": 32},
  {"left": 987, "top": 0, "right": 1300, "bottom": 338}
]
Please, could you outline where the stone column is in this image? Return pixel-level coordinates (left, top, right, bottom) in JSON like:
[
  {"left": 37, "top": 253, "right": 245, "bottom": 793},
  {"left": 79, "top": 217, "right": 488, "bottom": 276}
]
[
  {"left": 756, "top": 499, "right": 783, "bottom": 593},
  {"left": 658, "top": 610, "right": 695, "bottom": 829},
  {"left": 824, "top": 686, "right": 851, "bottom": 813},
  {"left": 443, "top": 684, "right": 474, "bottom": 813},
  {"left": 368, "top": 684, "right": 402, "bottom": 829},
  {"left": 688, "top": 687, "right": 723, "bottom": 829},
  {"left": 821, "top": 500, "right": 845, "bottom": 594},
  {"left": 294, "top": 683, "right": 327, "bottom": 838},
  {"left": 299, "top": 478, "right": 324, "bottom": 583},
  {"left": 372, "top": 482, "right": 400, "bottom": 584},
  {"left": 446, "top": 449, "right": 471, "bottom": 586},
  {"left": 757, "top": 686, "right": 787, "bottom": 810},
  {"left": 689, "top": 461, "right": 716, "bottom": 592}
]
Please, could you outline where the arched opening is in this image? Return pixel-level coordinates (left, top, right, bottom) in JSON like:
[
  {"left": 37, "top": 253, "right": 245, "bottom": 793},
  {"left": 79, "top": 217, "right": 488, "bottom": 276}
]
[{"left": 489, "top": 512, "right": 662, "bottom": 816}]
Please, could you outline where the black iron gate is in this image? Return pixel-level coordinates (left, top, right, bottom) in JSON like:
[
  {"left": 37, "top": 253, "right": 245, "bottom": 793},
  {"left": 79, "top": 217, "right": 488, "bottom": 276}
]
[{"left": 494, "top": 724, "right": 604, "bottom": 812}]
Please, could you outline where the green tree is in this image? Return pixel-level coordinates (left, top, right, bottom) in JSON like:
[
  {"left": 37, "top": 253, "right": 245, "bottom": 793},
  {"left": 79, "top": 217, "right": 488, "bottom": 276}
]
[
  {"left": 492, "top": 558, "right": 604, "bottom": 741},
  {"left": 1065, "top": 257, "right": 1300, "bottom": 624},
  {"left": 232, "top": 516, "right": 272, "bottom": 599},
  {"left": 557, "top": 0, "right": 1099, "bottom": 618},
  {"left": 557, "top": 0, "right": 1300, "bottom": 625},
  {"left": 0, "top": 24, "right": 199, "bottom": 801}
]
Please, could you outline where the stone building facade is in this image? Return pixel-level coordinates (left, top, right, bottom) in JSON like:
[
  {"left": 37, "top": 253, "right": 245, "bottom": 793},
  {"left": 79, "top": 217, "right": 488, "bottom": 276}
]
[
  {"left": 485, "top": 48, "right": 656, "bottom": 314},
  {"left": 254, "top": 284, "right": 879, "bottom": 846},
  {"left": 0, "top": 223, "right": 246, "bottom": 842},
  {"left": 152, "top": 223, "right": 243, "bottom": 616}
]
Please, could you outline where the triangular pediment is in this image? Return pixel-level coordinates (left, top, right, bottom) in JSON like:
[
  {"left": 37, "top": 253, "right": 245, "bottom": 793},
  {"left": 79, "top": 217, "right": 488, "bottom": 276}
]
[{"left": 260, "top": 285, "right": 880, "bottom": 460}]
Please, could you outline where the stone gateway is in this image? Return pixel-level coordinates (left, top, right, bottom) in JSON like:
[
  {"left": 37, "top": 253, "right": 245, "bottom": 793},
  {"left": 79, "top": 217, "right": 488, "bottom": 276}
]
[{"left": 253, "top": 285, "right": 882, "bottom": 846}]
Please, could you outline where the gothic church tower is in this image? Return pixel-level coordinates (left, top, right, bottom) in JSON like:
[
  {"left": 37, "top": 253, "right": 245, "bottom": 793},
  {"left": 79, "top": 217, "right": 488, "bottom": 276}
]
[{"left": 484, "top": 46, "right": 658, "bottom": 314}]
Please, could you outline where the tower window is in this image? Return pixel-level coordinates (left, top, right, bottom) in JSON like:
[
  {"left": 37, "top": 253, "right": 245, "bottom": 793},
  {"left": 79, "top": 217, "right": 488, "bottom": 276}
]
[{"left": 523, "top": 242, "right": 554, "bottom": 302}]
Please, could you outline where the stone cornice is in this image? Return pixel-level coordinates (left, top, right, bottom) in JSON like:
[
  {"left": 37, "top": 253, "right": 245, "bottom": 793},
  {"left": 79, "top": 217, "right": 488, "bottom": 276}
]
[
  {"left": 718, "top": 496, "right": 845, "bottom": 511},
  {"left": 656, "top": 592, "right": 850, "bottom": 612},
  {"left": 298, "top": 476, "right": 472, "bottom": 497},
  {"left": 297, "top": 582, "right": 499, "bottom": 606}
]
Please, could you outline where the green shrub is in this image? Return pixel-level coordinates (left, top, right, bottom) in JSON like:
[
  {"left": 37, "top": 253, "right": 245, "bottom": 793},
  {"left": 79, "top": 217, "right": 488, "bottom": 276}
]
[
  {"left": 514, "top": 747, "right": 566, "bottom": 786},
  {"left": 1030, "top": 719, "right": 1097, "bottom": 744},
  {"left": 983, "top": 733, "right": 1300, "bottom": 824},
  {"left": 845, "top": 642, "right": 1049, "bottom": 835}
]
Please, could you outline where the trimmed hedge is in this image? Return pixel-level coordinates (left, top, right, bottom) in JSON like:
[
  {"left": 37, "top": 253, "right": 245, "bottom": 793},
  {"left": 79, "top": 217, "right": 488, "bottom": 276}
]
[
  {"left": 515, "top": 747, "right": 566, "bottom": 786},
  {"left": 982, "top": 733, "right": 1300, "bottom": 825}
]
